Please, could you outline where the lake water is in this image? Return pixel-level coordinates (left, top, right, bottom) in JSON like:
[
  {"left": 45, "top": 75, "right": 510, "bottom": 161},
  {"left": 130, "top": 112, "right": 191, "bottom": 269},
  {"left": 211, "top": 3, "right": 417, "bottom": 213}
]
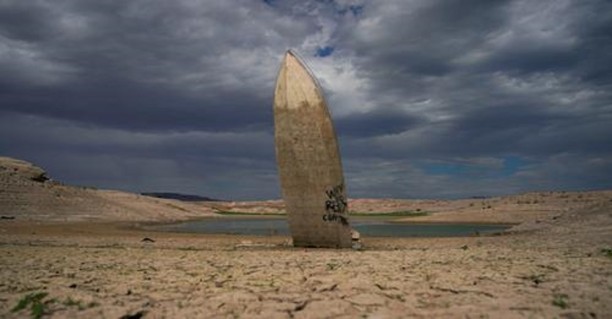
[{"left": 158, "top": 218, "right": 510, "bottom": 237}]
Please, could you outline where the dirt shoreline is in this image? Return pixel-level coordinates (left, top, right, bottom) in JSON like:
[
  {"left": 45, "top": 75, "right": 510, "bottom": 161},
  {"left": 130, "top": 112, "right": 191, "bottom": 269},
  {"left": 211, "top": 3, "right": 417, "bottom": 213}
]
[
  {"left": 2, "top": 158, "right": 611, "bottom": 317},
  {"left": 2, "top": 204, "right": 612, "bottom": 319}
]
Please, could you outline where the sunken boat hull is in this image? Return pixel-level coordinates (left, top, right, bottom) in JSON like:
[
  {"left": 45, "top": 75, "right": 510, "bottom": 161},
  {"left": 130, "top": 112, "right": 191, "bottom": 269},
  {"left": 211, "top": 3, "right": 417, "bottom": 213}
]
[{"left": 273, "top": 51, "right": 352, "bottom": 248}]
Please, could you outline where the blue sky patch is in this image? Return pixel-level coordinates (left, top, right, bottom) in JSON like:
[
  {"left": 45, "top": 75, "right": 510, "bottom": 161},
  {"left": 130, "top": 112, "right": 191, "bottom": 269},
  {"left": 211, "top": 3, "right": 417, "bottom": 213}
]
[
  {"left": 315, "top": 46, "right": 334, "bottom": 57},
  {"left": 349, "top": 5, "right": 364, "bottom": 16},
  {"left": 421, "top": 156, "right": 528, "bottom": 178},
  {"left": 422, "top": 162, "right": 467, "bottom": 176},
  {"left": 337, "top": 5, "right": 364, "bottom": 16},
  {"left": 501, "top": 155, "right": 527, "bottom": 176}
]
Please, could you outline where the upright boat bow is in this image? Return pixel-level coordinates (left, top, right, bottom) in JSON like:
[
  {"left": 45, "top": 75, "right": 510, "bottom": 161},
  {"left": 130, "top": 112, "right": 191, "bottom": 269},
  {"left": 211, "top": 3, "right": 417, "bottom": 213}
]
[{"left": 273, "top": 50, "right": 353, "bottom": 248}]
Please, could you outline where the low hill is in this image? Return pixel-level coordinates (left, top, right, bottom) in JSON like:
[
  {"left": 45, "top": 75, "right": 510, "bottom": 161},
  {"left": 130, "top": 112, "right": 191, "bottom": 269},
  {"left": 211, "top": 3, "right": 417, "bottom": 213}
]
[
  {"left": 207, "top": 190, "right": 612, "bottom": 224},
  {"left": 2, "top": 156, "right": 611, "bottom": 225},
  {"left": 349, "top": 190, "right": 612, "bottom": 224},
  {"left": 0, "top": 156, "right": 217, "bottom": 222}
]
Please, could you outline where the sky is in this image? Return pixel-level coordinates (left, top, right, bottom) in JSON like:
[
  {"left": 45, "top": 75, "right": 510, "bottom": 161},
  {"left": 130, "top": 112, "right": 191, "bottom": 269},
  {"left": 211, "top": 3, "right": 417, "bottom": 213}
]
[{"left": 1, "top": 0, "right": 611, "bottom": 200}]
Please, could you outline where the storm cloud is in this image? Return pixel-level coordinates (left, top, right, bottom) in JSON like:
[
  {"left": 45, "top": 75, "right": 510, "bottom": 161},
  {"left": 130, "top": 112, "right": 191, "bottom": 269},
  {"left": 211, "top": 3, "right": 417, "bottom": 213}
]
[{"left": 1, "top": 0, "right": 611, "bottom": 199}]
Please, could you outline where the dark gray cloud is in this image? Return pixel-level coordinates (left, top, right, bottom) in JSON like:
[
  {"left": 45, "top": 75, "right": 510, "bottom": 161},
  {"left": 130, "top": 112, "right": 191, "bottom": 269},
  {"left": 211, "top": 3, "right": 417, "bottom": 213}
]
[
  {"left": 336, "top": 109, "right": 423, "bottom": 138},
  {"left": 1, "top": 0, "right": 611, "bottom": 199}
]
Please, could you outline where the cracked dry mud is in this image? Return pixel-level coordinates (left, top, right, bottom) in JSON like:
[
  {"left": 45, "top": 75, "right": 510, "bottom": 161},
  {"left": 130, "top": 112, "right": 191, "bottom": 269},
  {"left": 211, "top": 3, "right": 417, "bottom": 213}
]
[
  {"left": 1, "top": 215, "right": 611, "bottom": 319},
  {"left": 2, "top": 158, "right": 611, "bottom": 318}
]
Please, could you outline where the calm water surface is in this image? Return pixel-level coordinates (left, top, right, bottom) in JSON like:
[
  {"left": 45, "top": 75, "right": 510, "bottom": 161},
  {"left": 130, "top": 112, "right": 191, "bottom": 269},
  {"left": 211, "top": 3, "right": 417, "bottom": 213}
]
[{"left": 158, "top": 218, "right": 510, "bottom": 237}]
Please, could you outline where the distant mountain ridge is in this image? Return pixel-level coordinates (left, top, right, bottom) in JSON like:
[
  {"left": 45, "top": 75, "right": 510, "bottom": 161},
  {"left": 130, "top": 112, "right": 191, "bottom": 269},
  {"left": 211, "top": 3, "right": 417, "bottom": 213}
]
[{"left": 141, "top": 192, "right": 222, "bottom": 202}]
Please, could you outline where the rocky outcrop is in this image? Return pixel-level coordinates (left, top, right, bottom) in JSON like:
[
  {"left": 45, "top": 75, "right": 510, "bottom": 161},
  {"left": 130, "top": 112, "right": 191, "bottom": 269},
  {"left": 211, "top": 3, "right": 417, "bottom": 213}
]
[{"left": 0, "top": 157, "right": 49, "bottom": 183}]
